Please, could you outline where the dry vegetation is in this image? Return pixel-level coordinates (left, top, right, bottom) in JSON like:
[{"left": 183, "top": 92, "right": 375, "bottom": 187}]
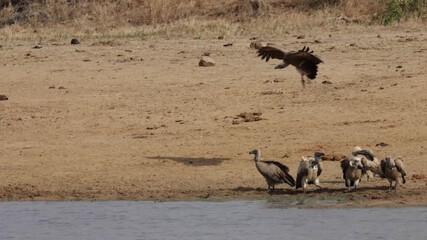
[{"left": 0, "top": 0, "right": 426, "bottom": 41}]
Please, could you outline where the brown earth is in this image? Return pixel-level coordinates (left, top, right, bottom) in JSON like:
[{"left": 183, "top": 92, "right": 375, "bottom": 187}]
[{"left": 0, "top": 25, "right": 426, "bottom": 207}]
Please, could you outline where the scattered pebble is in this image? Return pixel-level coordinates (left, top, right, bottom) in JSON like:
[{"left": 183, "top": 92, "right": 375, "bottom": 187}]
[
  {"left": 322, "top": 80, "right": 333, "bottom": 84},
  {"left": 250, "top": 41, "right": 262, "bottom": 49},
  {"left": 223, "top": 43, "right": 233, "bottom": 47},
  {"left": 71, "top": 38, "right": 80, "bottom": 45},
  {"left": 0, "top": 94, "right": 8, "bottom": 101},
  {"left": 199, "top": 56, "right": 215, "bottom": 67},
  {"left": 375, "top": 142, "right": 389, "bottom": 147},
  {"left": 412, "top": 173, "right": 426, "bottom": 180},
  {"left": 236, "top": 112, "right": 263, "bottom": 122}
]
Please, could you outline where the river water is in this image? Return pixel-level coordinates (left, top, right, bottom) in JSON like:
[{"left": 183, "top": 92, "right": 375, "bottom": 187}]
[{"left": 0, "top": 200, "right": 426, "bottom": 240}]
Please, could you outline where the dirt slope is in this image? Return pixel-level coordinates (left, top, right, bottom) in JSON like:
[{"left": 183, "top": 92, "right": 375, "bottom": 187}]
[{"left": 1, "top": 26, "right": 426, "bottom": 206}]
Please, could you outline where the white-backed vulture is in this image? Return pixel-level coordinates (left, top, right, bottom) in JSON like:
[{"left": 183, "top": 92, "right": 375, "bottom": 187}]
[
  {"left": 352, "top": 146, "right": 382, "bottom": 180},
  {"left": 256, "top": 46, "right": 323, "bottom": 87},
  {"left": 380, "top": 156, "right": 407, "bottom": 190},
  {"left": 249, "top": 149, "right": 296, "bottom": 190},
  {"left": 341, "top": 156, "right": 364, "bottom": 192},
  {"left": 296, "top": 151, "right": 325, "bottom": 193}
]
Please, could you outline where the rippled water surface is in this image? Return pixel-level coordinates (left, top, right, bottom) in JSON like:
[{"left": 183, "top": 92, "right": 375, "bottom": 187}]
[{"left": 0, "top": 200, "right": 426, "bottom": 240}]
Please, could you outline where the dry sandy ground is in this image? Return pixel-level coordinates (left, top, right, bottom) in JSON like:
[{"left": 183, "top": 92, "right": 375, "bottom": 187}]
[{"left": 1, "top": 26, "right": 426, "bottom": 207}]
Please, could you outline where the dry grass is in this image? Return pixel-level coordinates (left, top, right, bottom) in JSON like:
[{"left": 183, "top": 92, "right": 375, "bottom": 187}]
[{"left": 0, "top": 0, "right": 426, "bottom": 41}]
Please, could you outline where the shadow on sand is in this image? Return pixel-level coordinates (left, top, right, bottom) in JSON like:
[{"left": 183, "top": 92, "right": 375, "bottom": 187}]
[
  {"left": 147, "top": 156, "right": 231, "bottom": 166},
  {"left": 232, "top": 185, "right": 391, "bottom": 195}
]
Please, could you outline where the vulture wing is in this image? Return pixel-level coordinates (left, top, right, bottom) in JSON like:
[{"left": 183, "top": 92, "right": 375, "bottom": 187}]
[
  {"left": 317, "top": 161, "right": 323, "bottom": 177},
  {"left": 296, "top": 160, "right": 309, "bottom": 189},
  {"left": 257, "top": 46, "right": 286, "bottom": 62},
  {"left": 394, "top": 157, "right": 407, "bottom": 177},
  {"left": 380, "top": 159, "right": 387, "bottom": 177},
  {"left": 356, "top": 149, "right": 375, "bottom": 161},
  {"left": 340, "top": 158, "right": 350, "bottom": 179}
]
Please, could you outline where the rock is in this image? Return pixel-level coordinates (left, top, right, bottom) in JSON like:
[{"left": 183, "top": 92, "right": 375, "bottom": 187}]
[
  {"left": 223, "top": 43, "right": 233, "bottom": 47},
  {"left": 250, "top": 41, "right": 263, "bottom": 49},
  {"left": 375, "top": 142, "right": 389, "bottom": 147},
  {"left": 199, "top": 56, "right": 215, "bottom": 67},
  {"left": 71, "top": 38, "right": 80, "bottom": 45},
  {"left": 412, "top": 173, "right": 426, "bottom": 180},
  {"left": 0, "top": 94, "right": 8, "bottom": 101},
  {"left": 322, "top": 80, "right": 333, "bottom": 84},
  {"left": 232, "top": 119, "right": 241, "bottom": 125},
  {"left": 237, "top": 112, "right": 263, "bottom": 122}
]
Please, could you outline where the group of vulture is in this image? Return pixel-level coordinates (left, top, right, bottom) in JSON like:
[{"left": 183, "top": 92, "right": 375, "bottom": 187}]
[
  {"left": 252, "top": 46, "right": 407, "bottom": 192},
  {"left": 249, "top": 147, "right": 407, "bottom": 193}
]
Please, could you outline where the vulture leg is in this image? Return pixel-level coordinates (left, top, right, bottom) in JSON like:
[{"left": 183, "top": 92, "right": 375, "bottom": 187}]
[
  {"left": 388, "top": 180, "right": 393, "bottom": 190},
  {"left": 301, "top": 74, "right": 305, "bottom": 88},
  {"left": 402, "top": 175, "right": 406, "bottom": 184}
]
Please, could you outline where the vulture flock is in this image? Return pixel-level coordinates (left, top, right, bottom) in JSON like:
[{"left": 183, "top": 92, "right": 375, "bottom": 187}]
[
  {"left": 249, "top": 147, "right": 407, "bottom": 192},
  {"left": 251, "top": 46, "right": 407, "bottom": 192}
]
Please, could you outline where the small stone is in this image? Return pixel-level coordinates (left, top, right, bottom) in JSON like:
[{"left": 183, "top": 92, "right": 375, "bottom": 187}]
[
  {"left": 199, "top": 56, "right": 215, "bottom": 67},
  {"left": 314, "top": 39, "right": 322, "bottom": 43},
  {"left": 49, "top": 86, "right": 56, "bottom": 89},
  {"left": 71, "top": 38, "right": 80, "bottom": 45},
  {"left": 375, "top": 142, "right": 389, "bottom": 147},
  {"left": 58, "top": 86, "right": 66, "bottom": 89},
  {"left": 297, "top": 35, "right": 305, "bottom": 39},
  {"left": 250, "top": 41, "right": 263, "bottom": 49},
  {"left": 322, "top": 80, "right": 332, "bottom": 84},
  {"left": 218, "top": 35, "right": 224, "bottom": 39},
  {"left": 0, "top": 94, "right": 8, "bottom": 101},
  {"left": 223, "top": 43, "right": 233, "bottom": 47}
]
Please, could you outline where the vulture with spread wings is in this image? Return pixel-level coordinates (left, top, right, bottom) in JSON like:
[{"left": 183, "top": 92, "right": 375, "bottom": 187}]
[{"left": 256, "top": 46, "right": 323, "bottom": 87}]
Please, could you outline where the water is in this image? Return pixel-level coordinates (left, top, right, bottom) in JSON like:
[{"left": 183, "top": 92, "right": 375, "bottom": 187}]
[{"left": 0, "top": 200, "right": 426, "bottom": 240}]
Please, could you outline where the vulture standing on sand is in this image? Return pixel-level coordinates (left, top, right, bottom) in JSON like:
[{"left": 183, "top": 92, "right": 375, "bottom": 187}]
[
  {"left": 256, "top": 46, "right": 323, "bottom": 87},
  {"left": 352, "top": 146, "right": 382, "bottom": 180},
  {"left": 380, "top": 156, "right": 407, "bottom": 190},
  {"left": 296, "top": 151, "right": 325, "bottom": 193},
  {"left": 341, "top": 156, "right": 364, "bottom": 192},
  {"left": 249, "top": 149, "right": 296, "bottom": 190}
]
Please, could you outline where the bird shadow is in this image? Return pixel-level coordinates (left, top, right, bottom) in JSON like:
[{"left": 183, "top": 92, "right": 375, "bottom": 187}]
[
  {"left": 233, "top": 186, "right": 296, "bottom": 195},
  {"left": 147, "top": 156, "right": 231, "bottom": 166},
  {"left": 232, "top": 185, "right": 391, "bottom": 195}
]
